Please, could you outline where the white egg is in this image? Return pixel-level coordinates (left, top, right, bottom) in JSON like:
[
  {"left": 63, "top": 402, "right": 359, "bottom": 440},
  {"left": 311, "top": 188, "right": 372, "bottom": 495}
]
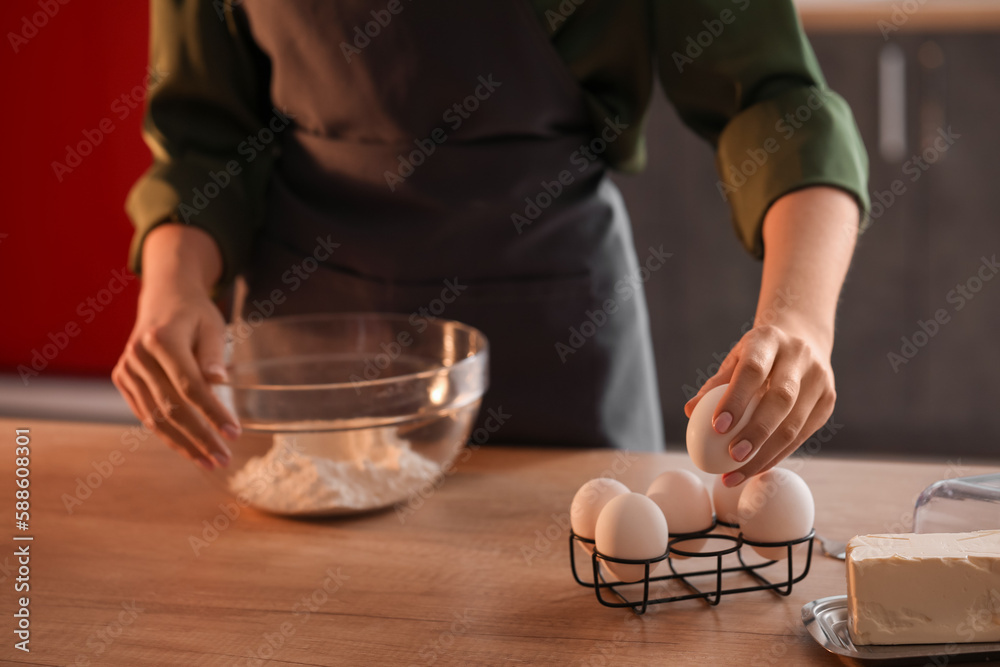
[
  {"left": 595, "top": 493, "right": 669, "bottom": 583},
  {"left": 570, "top": 478, "right": 629, "bottom": 541},
  {"left": 712, "top": 474, "right": 745, "bottom": 528},
  {"left": 737, "top": 468, "right": 815, "bottom": 560},
  {"left": 646, "top": 470, "right": 713, "bottom": 558},
  {"left": 686, "top": 384, "right": 761, "bottom": 474}
]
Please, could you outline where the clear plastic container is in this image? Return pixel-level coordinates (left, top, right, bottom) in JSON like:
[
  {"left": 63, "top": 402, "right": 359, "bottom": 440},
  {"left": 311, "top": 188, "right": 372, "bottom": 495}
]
[{"left": 913, "top": 473, "right": 1000, "bottom": 533}]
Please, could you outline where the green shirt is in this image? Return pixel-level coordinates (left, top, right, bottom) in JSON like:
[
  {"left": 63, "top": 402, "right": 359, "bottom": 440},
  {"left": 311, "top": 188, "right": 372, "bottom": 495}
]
[{"left": 127, "top": 0, "right": 869, "bottom": 284}]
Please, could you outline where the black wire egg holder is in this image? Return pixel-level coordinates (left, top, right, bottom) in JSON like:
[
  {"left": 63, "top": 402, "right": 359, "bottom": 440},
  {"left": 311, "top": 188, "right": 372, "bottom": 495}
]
[{"left": 569, "top": 518, "right": 815, "bottom": 615}]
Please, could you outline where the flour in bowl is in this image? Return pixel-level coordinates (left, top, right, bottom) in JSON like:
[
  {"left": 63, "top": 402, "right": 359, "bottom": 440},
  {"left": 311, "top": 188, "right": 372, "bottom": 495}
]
[{"left": 227, "top": 428, "right": 443, "bottom": 514}]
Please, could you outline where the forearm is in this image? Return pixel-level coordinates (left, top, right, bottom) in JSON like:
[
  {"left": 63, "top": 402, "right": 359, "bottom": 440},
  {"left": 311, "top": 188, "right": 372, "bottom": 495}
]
[
  {"left": 756, "top": 186, "right": 860, "bottom": 356},
  {"left": 140, "top": 224, "right": 223, "bottom": 302}
]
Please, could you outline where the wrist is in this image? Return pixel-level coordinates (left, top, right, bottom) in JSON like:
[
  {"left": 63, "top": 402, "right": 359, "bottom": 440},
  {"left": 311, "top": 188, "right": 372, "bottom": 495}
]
[
  {"left": 763, "top": 309, "right": 835, "bottom": 357},
  {"left": 140, "top": 223, "right": 222, "bottom": 297},
  {"left": 138, "top": 275, "right": 211, "bottom": 309}
]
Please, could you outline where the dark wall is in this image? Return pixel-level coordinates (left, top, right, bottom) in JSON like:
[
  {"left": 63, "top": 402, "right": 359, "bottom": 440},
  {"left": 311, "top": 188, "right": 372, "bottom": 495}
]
[{"left": 613, "top": 31, "right": 1000, "bottom": 459}]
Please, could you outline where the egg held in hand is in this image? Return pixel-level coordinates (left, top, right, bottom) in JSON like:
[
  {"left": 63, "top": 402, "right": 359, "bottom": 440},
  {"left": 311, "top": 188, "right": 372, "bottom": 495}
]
[
  {"left": 686, "top": 384, "right": 760, "bottom": 474},
  {"left": 737, "top": 468, "right": 815, "bottom": 560},
  {"left": 646, "top": 470, "right": 713, "bottom": 557},
  {"left": 595, "top": 493, "right": 670, "bottom": 583},
  {"left": 570, "top": 478, "right": 629, "bottom": 541}
]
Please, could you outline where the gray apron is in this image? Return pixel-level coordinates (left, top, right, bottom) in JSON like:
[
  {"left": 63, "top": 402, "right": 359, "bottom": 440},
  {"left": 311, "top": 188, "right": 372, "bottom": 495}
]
[{"left": 237, "top": 0, "right": 663, "bottom": 451}]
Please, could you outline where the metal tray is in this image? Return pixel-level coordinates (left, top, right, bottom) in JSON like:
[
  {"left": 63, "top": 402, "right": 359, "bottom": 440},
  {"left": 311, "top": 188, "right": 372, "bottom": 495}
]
[{"left": 802, "top": 595, "right": 1000, "bottom": 666}]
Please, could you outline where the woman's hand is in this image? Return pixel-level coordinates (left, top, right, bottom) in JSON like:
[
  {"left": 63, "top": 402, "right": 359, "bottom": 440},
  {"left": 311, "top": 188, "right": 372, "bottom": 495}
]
[
  {"left": 112, "top": 224, "right": 239, "bottom": 469},
  {"left": 683, "top": 322, "right": 836, "bottom": 486},
  {"left": 684, "top": 185, "right": 860, "bottom": 486}
]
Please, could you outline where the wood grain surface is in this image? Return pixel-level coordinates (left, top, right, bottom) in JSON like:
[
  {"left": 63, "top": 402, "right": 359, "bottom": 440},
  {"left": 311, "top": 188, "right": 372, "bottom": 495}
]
[{"left": 0, "top": 419, "right": 995, "bottom": 666}]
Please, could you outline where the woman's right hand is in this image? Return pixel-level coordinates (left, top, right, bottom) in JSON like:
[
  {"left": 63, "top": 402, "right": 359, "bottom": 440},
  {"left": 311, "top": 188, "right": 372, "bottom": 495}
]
[{"left": 112, "top": 224, "right": 240, "bottom": 469}]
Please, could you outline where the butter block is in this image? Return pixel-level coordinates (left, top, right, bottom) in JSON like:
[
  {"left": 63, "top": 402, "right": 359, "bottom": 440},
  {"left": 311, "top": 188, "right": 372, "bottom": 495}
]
[{"left": 847, "top": 530, "right": 1000, "bottom": 645}]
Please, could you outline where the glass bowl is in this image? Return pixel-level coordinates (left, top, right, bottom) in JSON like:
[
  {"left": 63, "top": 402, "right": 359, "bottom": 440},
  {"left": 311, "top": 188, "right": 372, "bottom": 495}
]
[{"left": 210, "top": 313, "right": 489, "bottom": 516}]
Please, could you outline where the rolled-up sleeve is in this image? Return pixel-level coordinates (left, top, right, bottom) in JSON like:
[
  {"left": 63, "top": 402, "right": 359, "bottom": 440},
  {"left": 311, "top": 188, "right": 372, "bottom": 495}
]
[
  {"left": 126, "top": 0, "right": 273, "bottom": 284},
  {"left": 654, "top": 0, "right": 869, "bottom": 257}
]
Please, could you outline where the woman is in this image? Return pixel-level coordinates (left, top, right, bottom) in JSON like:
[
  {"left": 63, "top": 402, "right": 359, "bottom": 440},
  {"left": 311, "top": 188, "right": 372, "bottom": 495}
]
[{"left": 113, "top": 0, "right": 868, "bottom": 489}]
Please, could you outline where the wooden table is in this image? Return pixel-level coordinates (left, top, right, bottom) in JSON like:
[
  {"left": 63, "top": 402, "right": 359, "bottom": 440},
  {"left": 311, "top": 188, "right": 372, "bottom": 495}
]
[{"left": 1, "top": 419, "right": 995, "bottom": 666}]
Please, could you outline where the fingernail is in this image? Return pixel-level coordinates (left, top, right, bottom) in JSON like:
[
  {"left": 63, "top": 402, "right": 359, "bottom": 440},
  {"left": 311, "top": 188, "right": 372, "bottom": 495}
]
[
  {"left": 212, "top": 451, "right": 230, "bottom": 467},
  {"left": 222, "top": 423, "right": 242, "bottom": 440},
  {"left": 196, "top": 457, "right": 214, "bottom": 471},
  {"left": 723, "top": 472, "right": 745, "bottom": 488},
  {"left": 206, "top": 363, "right": 229, "bottom": 383},
  {"left": 713, "top": 412, "right": 733, "bottom": 434},
  {"left": 731, "top": 439, "right": 752, "bottom": 462}
]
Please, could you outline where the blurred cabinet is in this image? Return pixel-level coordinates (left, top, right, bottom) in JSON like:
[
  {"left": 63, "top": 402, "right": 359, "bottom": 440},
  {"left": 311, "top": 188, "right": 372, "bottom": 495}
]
[
  {"left": 914, "top": 34, "right": 1000, "bottom": 442},
  {"left": 613, "top": 29, "right": 1000, "bottom": 457},
  {"left": 812, "top": 30, "right": 1000, "bottom": 456}
]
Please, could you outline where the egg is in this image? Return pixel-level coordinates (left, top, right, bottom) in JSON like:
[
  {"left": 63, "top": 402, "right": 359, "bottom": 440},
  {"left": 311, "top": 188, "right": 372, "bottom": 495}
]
[
  {"left": 737, "top": 468, "right": 815, "bottom": 560},
  {"left": 646, "top": 470, "right": 713, "bottom": 557},
  {"left": 570, "top": 478, "right": 629, "bottom": 540},
  {"left": 594, "top": 493, "right": 669, "bottom": 582},
  {"left": 711, "top": 474, "right": 745, "bottom": 528},
  {"left": 686, "top": 384, "right": 761, "bottom": 474}
]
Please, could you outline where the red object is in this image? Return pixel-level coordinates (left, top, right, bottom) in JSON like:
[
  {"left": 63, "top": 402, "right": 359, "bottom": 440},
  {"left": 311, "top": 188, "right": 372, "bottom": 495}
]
[{"left": 0, "top": 1, "right": 149, "bottom": 378}]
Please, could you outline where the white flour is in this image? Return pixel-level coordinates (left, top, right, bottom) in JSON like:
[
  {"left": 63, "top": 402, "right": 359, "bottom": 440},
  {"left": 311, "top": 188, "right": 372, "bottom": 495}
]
[{"left": 227, "top": 429, "right": 443, "bottom": 514}]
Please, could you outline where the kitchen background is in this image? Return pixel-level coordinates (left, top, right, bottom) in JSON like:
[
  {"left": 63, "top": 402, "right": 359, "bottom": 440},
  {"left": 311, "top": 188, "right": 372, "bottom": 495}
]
[{"left": 1, "top": 1, "right": 998, "bottom": 457}]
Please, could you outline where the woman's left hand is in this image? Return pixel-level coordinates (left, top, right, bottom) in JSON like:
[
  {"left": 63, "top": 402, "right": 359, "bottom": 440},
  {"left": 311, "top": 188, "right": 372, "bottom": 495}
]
[{"left": 683, "top": 322, "right": 837, "bottom": 487}]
